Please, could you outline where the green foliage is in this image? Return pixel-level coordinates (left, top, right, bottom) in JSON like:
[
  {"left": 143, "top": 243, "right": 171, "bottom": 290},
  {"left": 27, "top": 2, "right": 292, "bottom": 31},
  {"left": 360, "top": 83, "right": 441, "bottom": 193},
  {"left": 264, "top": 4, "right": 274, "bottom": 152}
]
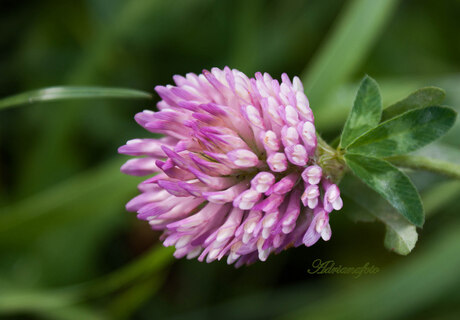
[
  {"left": 381, "top": 87, "right": 446, "bottom": 121},
  {"left": 344, "top": 153, "right": 424, "bottom": 227},
  {"left": 340, "top": 75, "right": 382, "bottom": 148},
  {"left": 341, "top": 175, "right": 418, "bottom": 255},
  {"left": 346, "top": 106, "right": 457, "bottom": 157},
  {"left": 339, "top": 77, "right": 457, "bottom": 241}
]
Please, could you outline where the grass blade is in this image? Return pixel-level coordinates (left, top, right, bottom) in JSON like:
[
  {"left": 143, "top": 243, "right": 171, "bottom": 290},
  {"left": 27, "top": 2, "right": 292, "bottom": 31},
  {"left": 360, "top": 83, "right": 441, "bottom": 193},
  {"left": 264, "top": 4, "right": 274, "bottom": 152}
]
[
  {"left": 0, "top": 86, "right": 151, "bottom": 110},
  {"left": 302, "top": 0, "right": 399, "bottom": 111}
]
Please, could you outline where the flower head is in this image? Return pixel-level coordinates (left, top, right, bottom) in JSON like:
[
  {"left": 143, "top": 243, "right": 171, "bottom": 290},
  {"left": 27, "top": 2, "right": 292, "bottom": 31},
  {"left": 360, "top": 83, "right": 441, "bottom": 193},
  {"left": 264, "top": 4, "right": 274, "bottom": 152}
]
[{"left": 119, "top": 67, "right": 343, "bottom": 266}]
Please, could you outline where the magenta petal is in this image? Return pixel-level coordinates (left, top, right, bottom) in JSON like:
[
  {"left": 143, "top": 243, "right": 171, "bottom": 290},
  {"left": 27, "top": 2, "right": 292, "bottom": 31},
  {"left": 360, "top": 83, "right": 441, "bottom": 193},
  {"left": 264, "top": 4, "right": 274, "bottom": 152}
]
[
  {"left": 121, "top": 158, "right": 159, "bottom": 176},
  {"left": 253, "top": 194, "right": 284, "bottom": 213}
]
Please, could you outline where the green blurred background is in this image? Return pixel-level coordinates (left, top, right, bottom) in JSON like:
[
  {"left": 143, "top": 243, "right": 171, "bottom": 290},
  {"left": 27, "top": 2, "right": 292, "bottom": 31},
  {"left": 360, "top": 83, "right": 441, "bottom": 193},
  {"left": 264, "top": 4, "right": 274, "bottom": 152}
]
[{"left": 1, "top": 0, "right": 460, "bottom": 319}]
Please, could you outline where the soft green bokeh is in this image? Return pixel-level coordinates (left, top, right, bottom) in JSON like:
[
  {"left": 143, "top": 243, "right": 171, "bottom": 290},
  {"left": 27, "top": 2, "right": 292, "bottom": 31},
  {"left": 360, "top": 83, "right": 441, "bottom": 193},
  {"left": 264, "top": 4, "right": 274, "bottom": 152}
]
[{"left": 1, "top": 0, "right": 460, "bottom": 319}]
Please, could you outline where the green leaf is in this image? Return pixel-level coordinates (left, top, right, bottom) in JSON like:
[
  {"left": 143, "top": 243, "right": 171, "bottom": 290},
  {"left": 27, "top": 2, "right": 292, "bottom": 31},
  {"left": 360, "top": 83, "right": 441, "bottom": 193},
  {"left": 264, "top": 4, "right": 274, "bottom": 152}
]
[
  {"left": 344, "top": 153, "right": 424, "bottom": 227},
  {"left": 0, "top": 86, "right": 152, "bottom": 110},
  {"left": 347, "top": 106, "right": 457, "bottom": 157},
  {"left": 340, "top": 75, "right": 382, "bottom": 148},
  {"left": 382, "top": 86, "right": 446, "bottom": 121},
  {"left": 383, "top": 226, "right": 418, "bottom": 256},
  {"left": 341, "top": 175, "right": 417, "bottom": 255},
  {"left": 313, "top": 74, "right": 460, "bottom": 131}
]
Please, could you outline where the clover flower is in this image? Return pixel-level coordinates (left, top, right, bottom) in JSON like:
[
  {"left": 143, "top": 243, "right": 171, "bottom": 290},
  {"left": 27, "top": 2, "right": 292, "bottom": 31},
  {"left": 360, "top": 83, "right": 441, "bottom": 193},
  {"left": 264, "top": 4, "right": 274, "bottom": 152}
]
[{"left": 119, "top": 67, "right": 343, "bottom": 266}]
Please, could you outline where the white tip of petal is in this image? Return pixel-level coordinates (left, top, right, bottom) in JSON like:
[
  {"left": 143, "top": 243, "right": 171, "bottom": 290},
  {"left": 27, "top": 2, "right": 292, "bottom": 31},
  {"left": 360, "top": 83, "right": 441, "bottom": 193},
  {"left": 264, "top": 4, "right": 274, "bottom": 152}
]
[
  {"left": 282, "top": 223, "right": 295, "bottom": 234},
  {"left": 307, "top": 198, "right": 318, "bottom": 209},
  {"left": 216, "top": 228, "right": 233, "bottom": 242},
  {"left": 292, "top": 76, "right": 304, "bottom": 92},
  {"left": 262, "top": 130, "right": 280, "bottom": 152},
  {"left": 281, "top": 126, "right": 299, "bottom": 147},
  {"left": 207, "top": 248, "right": 221, "bottom": 262},
  {"left": 242, "top": 232, "right": 252, "bottom": 244},
  {"left": 186, "top": 247, "right": 202, "bottom": 259},
  {"left": 227, "top": 251, "right": 240, "bottom": 264},
  {"left": 267, "top": 153, "right": 288, "bottom": 172},
  {"left": 332, "top": 197, "right": 343, "bottom": 211},
  {"left": 285, "top": 105, "right": 299, "bottom": 126},
  {"left": 286, "top": 144, "right": 307, "bottom": 166},
  {"left": 245, "top": 105, "right": 264, "bottom": 128},
  {"left": 299, "top": 121, "right": 316, "bottom": 146},
  {"left": 227, "top": 149, "right": 259, "bottom": 167},
  {"left": 258, "top": 248, "right": 270, "bottom": 261},
  {"left": 321, "top": 223, "right": 332, "bottom": 241},
  {"left": 244, "top": 220, "right": 257, "bottom": 234},
  {"left": 239, "top": 201, "right": 255, "bottom": 210},
  {"left": 262, "top": 228, "right": 271, "bottom": 239},
  {"left": 251, "top": 172, "right": 276, "bottom": 193},
  {"left": 302, "top": 165, "right": 322, "bottom": 185},
  {"left": 315, "top": 217, "right": 327, "bottom": 234},
  {"left": 238, "top": 189, "right": 261, "bottom": 210},
  {"left": 176, "top": 235, "right": 193, "bottom": 249}
]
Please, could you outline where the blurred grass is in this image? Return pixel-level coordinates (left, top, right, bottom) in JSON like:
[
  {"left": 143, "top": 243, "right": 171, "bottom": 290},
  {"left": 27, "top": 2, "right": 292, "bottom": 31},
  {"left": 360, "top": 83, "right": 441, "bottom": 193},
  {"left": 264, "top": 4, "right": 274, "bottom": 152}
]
[
  {"left": 0, "top": 158, "right": 139, "bottom": 288},
  {"left": 0, "top": 86, "right": 152, "bottom": 110},
  {"left": 282, "top": 222, "right": 460, "bottom": 320},
  {"left": 0, "top": 158, "right": 131, "bottom": 236},
  {"left": 163, "top": 217, "right": 460, "bottom": 320},
  {"left": 18, "top": 0, "right": 166, "bottom": 196},
  {"left": 302, "top": 0, "right": 399, "bottom": 109},
  {"left": 1, "top": 0, "right": 460, "bottom": 319},
  {"left": 0, "top": 245, "right": 173, "bottom": 319}
]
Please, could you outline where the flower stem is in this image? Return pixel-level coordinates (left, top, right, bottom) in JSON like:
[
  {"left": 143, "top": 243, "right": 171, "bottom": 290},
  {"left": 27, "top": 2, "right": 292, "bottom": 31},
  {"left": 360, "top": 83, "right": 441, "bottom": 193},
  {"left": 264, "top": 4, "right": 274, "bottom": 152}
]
[
  {"left": 386, "top": 155, "right": 460, "bottom": 180},
  {"left": 316, "top": 134, "right": 346, "bottom": 183}
]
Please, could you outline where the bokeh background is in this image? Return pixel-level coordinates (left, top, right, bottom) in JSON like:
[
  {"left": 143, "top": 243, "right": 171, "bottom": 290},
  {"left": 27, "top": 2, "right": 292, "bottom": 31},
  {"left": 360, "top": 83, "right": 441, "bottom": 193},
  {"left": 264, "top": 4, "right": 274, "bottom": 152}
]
[{"left": 1, "top": 0, "right": 460, "bottom": 319}]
